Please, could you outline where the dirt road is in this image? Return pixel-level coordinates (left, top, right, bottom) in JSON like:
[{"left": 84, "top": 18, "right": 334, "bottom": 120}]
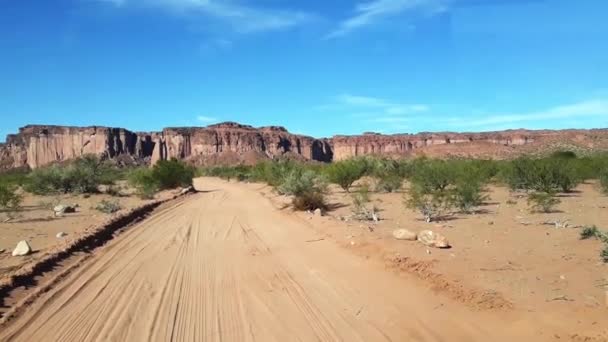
[{"left": 0, "top": 178, "right": 557, "bottom": 341}]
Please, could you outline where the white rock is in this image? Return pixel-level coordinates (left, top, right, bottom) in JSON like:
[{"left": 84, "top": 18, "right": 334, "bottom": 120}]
[
  {"left": 314, "top": 208, "right": 323, "bottom": 217},
  {"left": 392, "top": 229, "right": 417, "bottom": 241},
  {"left": 180, "top": 186, "right": 195, "bottom": 195},
  {"left": 12, "top": 240, "right": 32, "bottom": 256},
  {"left": 417, "top": 230, "right": 450, "bottom": 248},
  {"left": 56, "top": 232, "right": 68, "bottom": 238},
  {"left": 54, "top": 204, "right": 77, "bottom": 215}
]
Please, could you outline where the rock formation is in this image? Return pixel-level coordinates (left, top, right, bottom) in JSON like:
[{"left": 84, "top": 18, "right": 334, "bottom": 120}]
[{"left": 1, "top": 122, "right": 607, "bottom": 170}]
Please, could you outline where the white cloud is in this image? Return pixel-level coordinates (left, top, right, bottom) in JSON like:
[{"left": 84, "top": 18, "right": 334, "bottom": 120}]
[
  {"left": 335, "top": 93, "right": 429, "bottom": 115},
  {"left": 326, "top": 0, "right": 447, "bottom": 39},
  {"left": 454, "top": 99, "right": 608, "bottom": 128},
  {"left": 197, "top": 115, "right": 218, "bottom": 123},
  {"left": 92, "top": 0, "right": 315, "bottom": 33}
]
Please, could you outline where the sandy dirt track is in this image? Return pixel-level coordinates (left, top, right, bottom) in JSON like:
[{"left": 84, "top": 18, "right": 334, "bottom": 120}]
[{"left": 0, "top": 178, "right": 562, "bottom": 341}]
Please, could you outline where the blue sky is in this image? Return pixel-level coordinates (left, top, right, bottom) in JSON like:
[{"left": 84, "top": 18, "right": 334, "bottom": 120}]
[{"left": 1, "top": 0, "right": 607, "bottom": 140}]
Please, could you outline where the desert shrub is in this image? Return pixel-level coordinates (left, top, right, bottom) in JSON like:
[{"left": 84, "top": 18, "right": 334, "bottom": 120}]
[
  {"left": 405, "top": 184, "right": 453, "bottom": 222},
  {"left": 351, "top": 183, "right": 379, "bottom": 221},
  {"left": 276, "top": 168, "right": 327, "bottom": 211},
  {"left": 452, "top": 179, "right": 488, "bottom": 214},
  {"left": 579, "top": 225, "right": 608, "bottom": 241},
  {"left": 128, "top": 168, "right": 159, "bottom": 199},
  {"left": 25, "top": 155, "right": 119, "bottom": 195},
  {"left": 367, "top": 158, "right": 403, "bottom": 192},
  {"left": 601, "top": 245, "right": 608, "bottom": 263},
  {"left": 0, "top": 168, "right": 30, "bottom": 187},
  {"left": 278, "top": 169, "right": 322, "bottom": 196},
  {"left": 199, "top": 165, "right": 252, "bottom": 181},
  {"left": 151, "top": 159, "right": 194, "bottom": 190},
  {"left": 527, "top": 192, "right": 560, "bottom": 213},
  {"left": 580, "top": 225, "right": 600, "bottom": 240},
  {"left": 375, "top": 175, "right": 403, "bottom": 193},
  {"left": 500, "top": 157, "right": 580, "bottom": 193},
  {"left": 551, "top": 151, "right": 577, "bottom": 159},
  {"left": 410, "top": 159, "right": 456, "bottom": 192},
  {"left": 0, "top": 183, "right": 22, "bottom": 211},
  {"left": 600, "top": 168, "right": 608, "bottom": 194},
  {"left": 292, "top": 191, "right": 327, "bottom": 211},
  {"left": 95, "top": 199, "right": 122, "bottom": 214},
  {"left": 325, "top": 158, "right": 367, "bottom": 192},
  {"left": 250, "top": 160, "right": 298, "bottom": 187}
]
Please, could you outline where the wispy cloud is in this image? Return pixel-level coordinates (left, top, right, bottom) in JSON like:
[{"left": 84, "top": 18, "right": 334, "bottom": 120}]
[
  {"left": 335, "top": 93, "right": 429, "bottom": 115},
  {"left": 316, "top": 93, "right": 428, "bottom": 131},
  {"left": 326, "top": 0, "right": 447, "bottom": 39},
  {"left": 449, "top": 99, "right": 608, "bottom": 128},
  {"left": 93, "top": 0, "right": 316, "bottom": 33},
  {"left": 197, "top": 115, "right": 219, "bottom": 124}
]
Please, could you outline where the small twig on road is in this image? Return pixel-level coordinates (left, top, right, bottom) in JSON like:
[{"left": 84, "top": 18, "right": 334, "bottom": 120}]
[{"left": 305, "top": 238, "right": 325, "bottom": 243}]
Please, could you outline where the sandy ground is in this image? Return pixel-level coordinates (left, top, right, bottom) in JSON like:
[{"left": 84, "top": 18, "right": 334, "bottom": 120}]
[
  {"left": 0, "top": 188, "right": 174, "bottom": 278},
  {"left": 0, "top": 178, "right": 606, "bottom": 341}
]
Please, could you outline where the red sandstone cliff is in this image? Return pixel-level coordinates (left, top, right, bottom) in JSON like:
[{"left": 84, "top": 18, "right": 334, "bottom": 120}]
[{"left": 1, "top": 123, "right": 607, "bottom": 170}]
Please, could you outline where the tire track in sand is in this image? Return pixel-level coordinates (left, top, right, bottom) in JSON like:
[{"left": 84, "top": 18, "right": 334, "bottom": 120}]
[{"left": 0, "top": 178, "right": 555, "bottom": 341}]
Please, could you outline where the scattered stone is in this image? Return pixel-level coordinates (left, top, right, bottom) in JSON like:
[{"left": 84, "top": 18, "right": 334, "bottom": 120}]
[
  {"left": 426, "top": 249, "right": 431, "bottom": 255},
  {"left": 314, "top": 208, "right": 323, "bottom": 217},
  {"left": 488, "top": 221, "right": 494, "bottom": 226},
  {"left": 417, "top": 230, "right": 450, "bottom": 248},
  {"left": 392, "top": 229, "right": 417, "bottom": 241},
  {"left": 54, "top": 204, "right": 78, "bottom": 216},
  {"left": 180, "top": 186, "right": 195, "bottom": 195},
  {"left": 0, "top": 248, "right": 5, "bottom": 254},
  {"left": 12, "top": 240, "right": 32, "bottom": 256},
  {"left": 56, "top": 232, "right": 68, "bottom": 238},
  {"left": 560, "top": 274, "right": 566, "bottom": 280}
]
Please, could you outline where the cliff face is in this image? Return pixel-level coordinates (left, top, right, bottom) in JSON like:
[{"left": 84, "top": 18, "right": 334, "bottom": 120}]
[
  {"left": 150, "top": 123, "right": 333, "bottom": 165},
  {"left": 1, "top": 123, "right": 607, "bottom": 170}
]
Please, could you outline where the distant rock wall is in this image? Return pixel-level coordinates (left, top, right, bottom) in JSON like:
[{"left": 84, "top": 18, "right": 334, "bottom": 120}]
[{"left": 1, "top": 123, "right": 607, "bottom": 170}]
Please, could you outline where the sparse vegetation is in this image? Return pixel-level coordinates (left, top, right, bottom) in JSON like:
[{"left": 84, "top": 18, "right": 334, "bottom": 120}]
[
  {"left": 600, "top": 168, "right": 608, "bottom": 194},
  {"left": 325, "top": 158, "right": 367, "bottom": 192},
  {"left": 351, "top": 183, "right": 379, "bottom": 221},
  {"left": 601, "top": 245, "right": 608, "bottom": 263},
  {"left": 25, "top": 155, "right": 120, "bottom": 195},
  {"left": 580, "top": 225, "right": 601, "bottom": 240},
  {"left": 0, "top": 183, "right": 22, "bottom": 212},
  {"left": 527, "top": 192, "right": 561, "bottom": 213},
  {"left": 405, "top": 184, "right": 453, "bottom": 222},
  {"left": 129, "top": 159, "right": 195, "bottom": 198},
  {"left": 95, "top": 199, "right": 122, "bottom": 214},
  {"left": 279, "top": 168, "right": 328, "bottom": 211}
]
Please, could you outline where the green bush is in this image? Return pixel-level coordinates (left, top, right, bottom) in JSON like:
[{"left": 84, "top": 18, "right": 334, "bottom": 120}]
[
  {"left": 128, "top": 168, "right": 158, "bottom": 199},
  {"left": 351, "top": 183, "right": 378, "bottom": 221},
  {"left": 24, "top": 155, "right": 119, "bottom": 195},
  {"left": 527, "top": 192, "right": 561, "bottom": 213},
  {"left": 276, "top": 168, "right": 327, "bottom": 211},
  {"left": 600, "top": 168, "right": 608, "bottom": 194},
  {"left": 278, "top": 169, "right": 321, "bottom": 196},
  {"left": 580, "top": 225, "right": 601, "bottom": 240},
  {"left": 367, "top": 158, "right": 403, "bottom": 192},
  {"left": 292, "top": 191, "right": 327, "bottom": 211},
  {"left": 500, "top": 157, "right": 581, "bottom": 193},
  {"left": 601, "top": 245, "right": 608, "bottom": 263},
  {"left": 410, "top": 159, "right": 456, "bottom": 192},
  {"left": 151, "top": 159, "right": 195, "bottom": 190},
  {"left": 325, "top": 158, "right": 367, "bottom": 192},
  {"left": 95, "top": 199, "right": 122, "bottom": 214},
  {"left": 405, "top": 184, "right": 453, "bottom": 222},
  {"left": 0, "top": 183, "right": 22, "bottom": 211}
]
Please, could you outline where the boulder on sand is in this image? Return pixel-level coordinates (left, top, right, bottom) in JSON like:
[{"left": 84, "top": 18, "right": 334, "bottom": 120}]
[
  {"left": 392, "top": 229, "right": 417, "bottom": 241},
  {"left": 314, "top": 208, "right": 323, "bottom": 217},
  {"left": 54, "top": 204, "right": 78, "bottom": 216},
  {"left": 12, "top": 240, "right": 32, "bottom": 256},
  {"left": 417, "top": 230, "right": 450, "bottom": 248}
]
